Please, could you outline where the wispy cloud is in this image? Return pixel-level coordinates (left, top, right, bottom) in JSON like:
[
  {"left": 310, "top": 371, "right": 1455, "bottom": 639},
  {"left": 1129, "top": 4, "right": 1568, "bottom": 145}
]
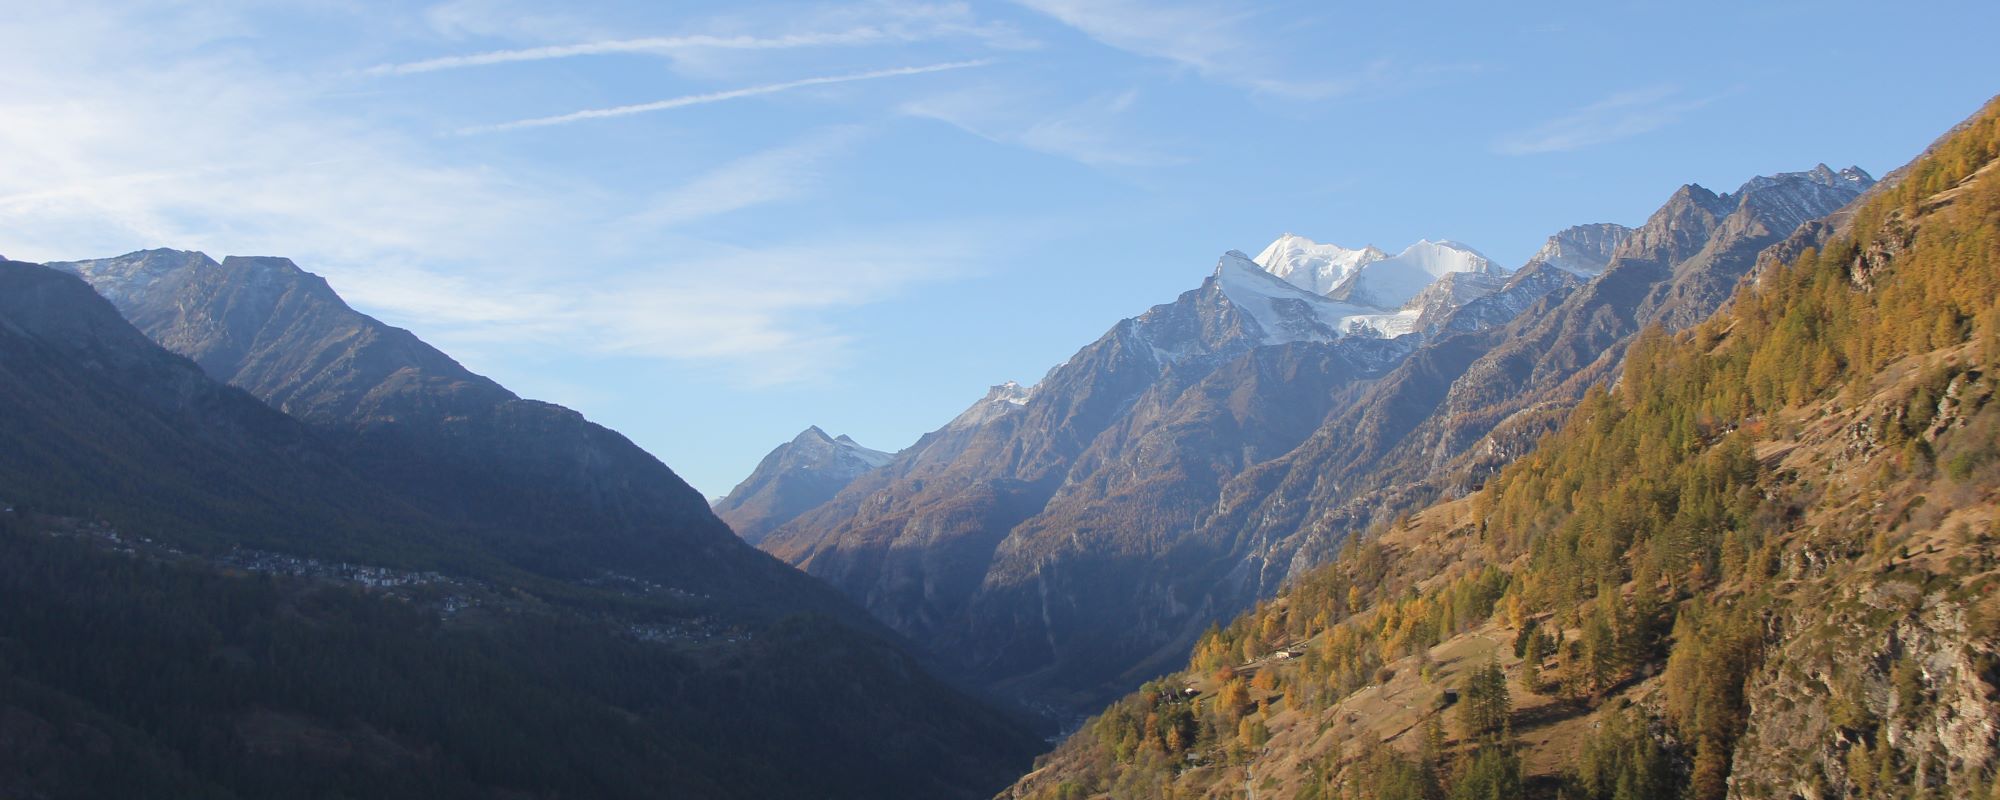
[
  {"left": 461, "top": 59, "right": 992, "bottom": 133},
  {"left": 1011, "top": 0, "right": 1347, "bottom": 98},
  {"left": 902, "top": 86, "right": 1182, "bottom": 167},
  {"left": 623, "top": 127, "right": 866, "bottom": 228},
  {"left": 1494, "top": 86, "right": 1714, "bottom": 155},
  {"left": 390, "top": 0, "right": 1036, "bottom": 78},
  {"left": 366, "top": 30, "right": 901, "bottom": 76}
]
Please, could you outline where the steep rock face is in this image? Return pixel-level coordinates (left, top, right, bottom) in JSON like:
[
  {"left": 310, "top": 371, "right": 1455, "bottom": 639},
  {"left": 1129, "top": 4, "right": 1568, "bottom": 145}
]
[
  {"left": 1731, "top": 573, "right": 1999, "bottom": 798},
  {"left": 714, "top": 427, "right": 892, "bottom": 545},
  {"left": 962, "top": 337, "right": 1413, "bottom": 707}
]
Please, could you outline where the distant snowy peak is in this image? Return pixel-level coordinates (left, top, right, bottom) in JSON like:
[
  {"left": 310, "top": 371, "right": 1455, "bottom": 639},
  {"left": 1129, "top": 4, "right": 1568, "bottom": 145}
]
[
  {"left": 1215, "top": 251, "right": 1375, "bottom": 344},
  {"left": 1211, "top": 251, "right": 1432, "bottom": 345},
  {"left": 1247, "top": 234, "right": 1503, "bottom": 312},
  {"left": 1328, "top": 239, "right": 1503, "bottom": 310},
  {"left": 1252, "top": 234, "right": 1388, "bottom": 296}
]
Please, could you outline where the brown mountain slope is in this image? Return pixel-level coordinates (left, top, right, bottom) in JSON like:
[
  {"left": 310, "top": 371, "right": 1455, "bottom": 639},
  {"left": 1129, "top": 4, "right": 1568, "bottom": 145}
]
[{"left": 1003, "top": 94, "right": 2000, "bottom": 800}]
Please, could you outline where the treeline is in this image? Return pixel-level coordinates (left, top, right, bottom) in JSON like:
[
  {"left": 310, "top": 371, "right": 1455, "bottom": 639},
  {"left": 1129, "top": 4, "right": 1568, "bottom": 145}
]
[{"left": 1014, "top": 98, "right": 2000, "bottom": 800}]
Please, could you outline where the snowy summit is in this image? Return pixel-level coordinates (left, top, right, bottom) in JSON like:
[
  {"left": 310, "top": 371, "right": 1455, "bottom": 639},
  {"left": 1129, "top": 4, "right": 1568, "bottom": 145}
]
[{"left": 1217, "top": 234, "right": 1509, "bottom": 344}]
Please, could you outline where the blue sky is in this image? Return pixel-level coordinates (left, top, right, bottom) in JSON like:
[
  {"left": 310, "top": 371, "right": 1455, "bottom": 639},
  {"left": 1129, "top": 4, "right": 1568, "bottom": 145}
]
[{"left": 1, "top": 1, "right": 1995, "bottom": 498}]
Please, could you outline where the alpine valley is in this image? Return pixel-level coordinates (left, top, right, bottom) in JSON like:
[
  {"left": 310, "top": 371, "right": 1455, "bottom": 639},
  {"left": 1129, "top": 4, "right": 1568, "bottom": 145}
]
[{"left": 1, "top": 35, "right": 1995, "bottom": 800}]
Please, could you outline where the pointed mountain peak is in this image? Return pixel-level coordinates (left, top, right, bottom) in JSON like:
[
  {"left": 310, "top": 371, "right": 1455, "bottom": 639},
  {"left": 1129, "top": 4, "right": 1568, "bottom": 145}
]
[
  {"left": 794, "top": 425, "right": 835, "bottom": 444},
  {"left": 1668, "top": 182, "right": 1729, "bottom": 209},
  {"left": 778, "top": 426, "right": 888, "bottom": 463}
]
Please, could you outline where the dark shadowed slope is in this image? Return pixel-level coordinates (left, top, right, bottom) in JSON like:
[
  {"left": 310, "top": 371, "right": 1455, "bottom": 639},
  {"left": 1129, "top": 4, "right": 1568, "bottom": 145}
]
[
  {"left": 57, "top": 250, "right": 835, "bottom": 617},
  {"left": 4, "top": 257, "right": 1040, "bottom": 799}
]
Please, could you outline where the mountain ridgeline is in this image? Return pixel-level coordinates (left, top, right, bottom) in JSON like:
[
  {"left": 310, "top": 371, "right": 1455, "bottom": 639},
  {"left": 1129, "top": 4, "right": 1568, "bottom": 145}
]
[
  {"left": 0, "top": 254, "right": 1040, "bottom": 799},
  {"left": 750, "top": 163, "right": 1875, "bottom": 721},
  {"left": 53, "top": 250, "right": 815, "bottom": 609},
  {"left": 1005, "top": 96, "right": 2000, "bottom": 799}
]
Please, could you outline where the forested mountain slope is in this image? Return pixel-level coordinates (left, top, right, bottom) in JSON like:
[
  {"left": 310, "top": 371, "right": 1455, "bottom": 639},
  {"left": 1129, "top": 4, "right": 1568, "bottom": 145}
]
[
  {"left": 0, "top": 260, "right": 1040, "bottom": 799},
  {"left": 1004, "top": 96, "right": 2000, "bottom": 800}
]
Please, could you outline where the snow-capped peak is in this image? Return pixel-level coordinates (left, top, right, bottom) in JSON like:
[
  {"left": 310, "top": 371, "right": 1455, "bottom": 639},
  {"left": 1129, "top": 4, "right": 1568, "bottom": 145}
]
[
  {"left": 1244, "top": 234, "right": 1502, "bottom": 310},
  {"left": 1251, "top": 234, "right": 1388, "bottom": 296},
  {"left": 1327, "top": 239, "right": 1504, "bottom": 310},
  {"left": 1212, "top": 251, "right": 1388, "bottom": 344}
]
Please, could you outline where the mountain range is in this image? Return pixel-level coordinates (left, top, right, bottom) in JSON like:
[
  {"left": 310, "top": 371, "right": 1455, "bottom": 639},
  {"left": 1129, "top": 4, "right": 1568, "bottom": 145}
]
[{"left": 747, "top": 163, "right": 1874, "bottom": 721}]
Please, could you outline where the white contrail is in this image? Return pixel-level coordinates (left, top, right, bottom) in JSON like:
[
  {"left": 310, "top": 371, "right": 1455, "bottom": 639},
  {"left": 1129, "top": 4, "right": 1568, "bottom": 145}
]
[
  {"left": 460, "top": 60, "right": 993, "bottom": 134},
  {"left": 367, "top": 30, "right": 892, "bottom": 76}
]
